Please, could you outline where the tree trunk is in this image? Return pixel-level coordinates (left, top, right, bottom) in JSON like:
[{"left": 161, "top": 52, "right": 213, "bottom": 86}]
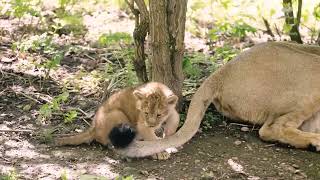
[
  {"left": 125, "top": 0, "right": 149, "bottom": 82},
  {"left": 283, "top": 0, "right": 303, "bottom": 43},
  {"left": 149, "top": 0, "right": 187, "bottom": 109}
]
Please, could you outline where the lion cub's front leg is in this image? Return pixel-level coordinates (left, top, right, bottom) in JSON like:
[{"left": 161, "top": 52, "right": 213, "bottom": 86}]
[
  {"left": 136, "top": 121, "right": 171, "bottom": 160},
  {"left": 163, "top": 110, "right": 180, "bottom": 137}
]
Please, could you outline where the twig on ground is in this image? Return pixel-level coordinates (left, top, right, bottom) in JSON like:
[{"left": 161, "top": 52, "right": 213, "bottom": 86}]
[
  {"left": 229, "top": 123, "right": 249, "bottom": 127},
  {"left": 80, "top": 118, "right": 91, "bottom": 126},
  {"left": 84, "top": 53, "right": 96, "bottom": 61},
  {"left": 12, "top": 88, "right": 42, "bottom": 104},
  {"left": 0, "top": 87, "right": 8, "bottom": 95},
  {"left": 0, "top": 129, "right": 33, "bottom": 133}
]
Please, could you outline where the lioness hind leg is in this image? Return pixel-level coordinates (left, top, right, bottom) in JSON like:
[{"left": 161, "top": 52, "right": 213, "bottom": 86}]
[
  {"left": 259, "top": 109, "right": 320, "bottom": 150},
  {"left": 94, "top": 109, "right": 130, "bottom": 146}
]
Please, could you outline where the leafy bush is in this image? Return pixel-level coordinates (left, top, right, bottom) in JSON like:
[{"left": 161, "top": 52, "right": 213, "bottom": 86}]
[
  {"left": 13, "top": 33, "right": 64, "bottom": 77},
  {"left": 38, "top": 90, "right": 78, "bottom": 123},
  {"left": 6, "top": 0, "right": 40, "bottom": 19},
  {"left": 98, "top": 32, "right": 133, "bottom": 47},
  {"left": 212, "top": 45, "right": 239, "bottom": 63},
  {"left": 208, "top": 20, "right": 256, "bottom": 42},
  {"left": 183, "top": 55, "right": 202, "bottom": 79}
]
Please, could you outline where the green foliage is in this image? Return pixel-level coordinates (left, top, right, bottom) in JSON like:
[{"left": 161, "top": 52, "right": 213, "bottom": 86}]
[
  {"left": 213, "top": 45, "right": 239, "bottom": 63},
  {"left": 52, "top": 13, "right": 86, "bottom": 35},
  {"left": 38, "top": 91, "right": 69, "bottom": 121},
  {"left": 201, "top": 111, "right": 222, "bottom": 131},
  {"left": 208, "top": 20, "right": 256, "bottom": 42},
  {"left": 35, "top": 128, "right": 55, "bottom": 144},
  {"left": 13, "top": 33, "right": 65, "bottom": 77},
  {"left": 115, "top": 175, "right": 134, "bottom": 180},
  {"left": 58, "top": 0, "right": 77, "bottom": 9},
  {"left": 183, "top": 54, "right": 202, "bottom": 79},
  {"left": 123, "top": 61, "right": 139, "bottom": 86},
  {"left": 230, "top": 20, "right": 257, "bottom": 38},
  {"left": 60, "top": 170, "right": 68, "bottom": 180},
  {"left": 7, "top": 0, "right": 40, "bottom": 19},
  {"left": 0, "top": 170, "right": 18, "bottom": 180},
  {"left": 98, "top": 32, "right": 132, "bottom": 47},
  {"left": 64, "top": 110, "right": 78, "bottom": 123},
  {"left": 13, "top": 33, "right": 54, "bottom": 52},
  {"left": 313, "top": 4, "right": 320, "bottom": 21}
]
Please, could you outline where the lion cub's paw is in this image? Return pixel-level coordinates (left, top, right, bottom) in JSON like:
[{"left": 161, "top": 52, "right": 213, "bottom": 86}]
[{"left": 151, "top": 151, "right": 171, "bottom": 160}]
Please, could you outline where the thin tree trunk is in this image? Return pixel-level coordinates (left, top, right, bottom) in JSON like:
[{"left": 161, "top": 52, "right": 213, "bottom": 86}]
[
  {"left": 283, "top": 0, "right": 303, "bottom": 43},
  {"left": 125, "top": 0, "right": 149, "bottom": 82},
  {"left": 149, "top": 0, "right": 187, "bottom": 109}
]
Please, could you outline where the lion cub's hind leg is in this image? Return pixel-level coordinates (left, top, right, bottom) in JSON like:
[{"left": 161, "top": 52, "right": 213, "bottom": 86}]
[{"left": 259, "top": 107, "right": 320, "bottom": 151}]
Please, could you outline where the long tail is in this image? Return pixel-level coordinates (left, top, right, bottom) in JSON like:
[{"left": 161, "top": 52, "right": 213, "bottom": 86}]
[
  {"left": 116, "top": 73, "right": 218, "bottom": 157},
  {"left": 54, "top": 127, "right": 95, "bottom": 146}
]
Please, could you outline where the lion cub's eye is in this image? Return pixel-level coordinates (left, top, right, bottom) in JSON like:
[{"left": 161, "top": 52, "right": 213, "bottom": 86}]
[{"left": 157, "top": 114, "right": 162, "bottom": 117}]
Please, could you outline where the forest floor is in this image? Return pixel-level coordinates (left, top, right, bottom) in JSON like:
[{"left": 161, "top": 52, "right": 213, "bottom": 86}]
[{"left": 1, "top": 5, "right": 320, "bottom": 180}]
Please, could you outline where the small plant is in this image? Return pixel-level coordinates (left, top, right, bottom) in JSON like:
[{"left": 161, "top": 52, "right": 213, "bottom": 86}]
[
  {"left": 13, "top": 33, "right": 64, "bottom": 78},
  {"left": 183, "top": 56, "right": 201, "bottom": 79},
  {"left": 115, "top": 175, "right": 134, "bottom": 180},
  {"left": 64, "top": 110, "right": 78, "bottom": 123},
  {"left": 7, "top": 0, "right": 40, "bottom": 19},
  {"left": 60, "top": 170, "right": 68, "bottom": 180},
  {"left": 212, "top": 45, "right": 239, "bottom": 63},
  {"left": 0, "top": 170, "right": 18, "bottom": 180},
  {"left": 38, "top": 91, "right": 69, "bottom": 122},
  {"left": 35, "top": 128, "right": 55, "bottom": 144},
  {"left": 98, "top": 32, "right": 132, "bottom": 47},
  {"left": 208, "top": 20, "right": 256, "bottom": 42}
]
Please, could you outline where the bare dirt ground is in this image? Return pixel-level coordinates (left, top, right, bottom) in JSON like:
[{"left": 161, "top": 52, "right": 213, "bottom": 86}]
[
  {"left": 1, "top": 71, "right": 320, "bottom": 179},
  {"left": 1, "top": 85, "right": 320, "bottom": 180}
]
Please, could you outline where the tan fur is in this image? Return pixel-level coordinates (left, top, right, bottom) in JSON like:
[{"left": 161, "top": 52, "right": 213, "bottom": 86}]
[
  {"left": 118, "top": 42, "right": 320, "bottom": 157},
  {"left": 54, "top": 82, "right": 179, "bottom": 149}
]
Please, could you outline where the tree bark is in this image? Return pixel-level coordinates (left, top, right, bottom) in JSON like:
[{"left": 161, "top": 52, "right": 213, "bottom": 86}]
[
  {"left": 283, "top": 0, "right": 303, "bottom": 43},
  {"left": 125, "top": 0, "right": 149, "bottom": 82},
  {"left": 149, "top": 0, "right": 187, "bottom": 109}
]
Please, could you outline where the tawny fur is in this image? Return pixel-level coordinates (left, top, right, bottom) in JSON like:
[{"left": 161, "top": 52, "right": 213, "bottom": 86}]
[
  {"left": 118, "top": 42, "right": 320, "bottom": 157},
  {"left": 54, "top": 82, "right": 180, "bottom": 149}
]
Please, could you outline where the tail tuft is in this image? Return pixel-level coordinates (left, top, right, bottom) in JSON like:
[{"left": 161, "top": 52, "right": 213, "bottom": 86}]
[{"left": 109, "top": 124, "right": 136, "bottom": 148}]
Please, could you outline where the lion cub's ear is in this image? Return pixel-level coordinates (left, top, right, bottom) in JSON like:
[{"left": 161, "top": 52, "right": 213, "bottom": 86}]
[
  {"left": 133, "top": 90, "right": 145, "bottom": 100},
  {"left": 167, "top": 95, "right": 178, "bottom": 105}
]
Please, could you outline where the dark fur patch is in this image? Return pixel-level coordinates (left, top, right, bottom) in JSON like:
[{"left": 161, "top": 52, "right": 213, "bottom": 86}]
[
  {"left": 108, "top": 124, "right": 136, "bottom": 148},
  {"left": 307, "top": 144, "right": 317, "bottom": 152}
]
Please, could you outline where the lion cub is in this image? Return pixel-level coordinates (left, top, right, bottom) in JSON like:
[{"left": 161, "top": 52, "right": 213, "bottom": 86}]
[{"left": 54, "top": 82, "right": 179, "bottom": 157}]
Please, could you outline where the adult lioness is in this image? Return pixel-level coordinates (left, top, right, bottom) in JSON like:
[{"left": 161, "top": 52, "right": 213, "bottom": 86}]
[
  {"left": 118, "top": 42, "right": 320, "bottom": 157},
  {"left": 54, "top": 82, "right": 179, "bottom": 159}
]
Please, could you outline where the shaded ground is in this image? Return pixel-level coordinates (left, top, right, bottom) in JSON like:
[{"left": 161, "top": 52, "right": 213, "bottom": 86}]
[
  {"left": 1, "top": 72, "right": 320, "bottom": 179},
  {"left": 1, "top": 100, "right": 320, "bottom": 179}
]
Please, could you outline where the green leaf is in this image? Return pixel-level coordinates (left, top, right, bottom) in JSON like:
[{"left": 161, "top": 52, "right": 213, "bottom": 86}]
[{"left": 64, "top": 110, "right": 78, "bottom": 123}]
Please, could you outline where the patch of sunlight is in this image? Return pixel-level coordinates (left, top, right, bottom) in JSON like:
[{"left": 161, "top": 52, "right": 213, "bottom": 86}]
[
  {"left": 19, "top": 162, "right": 119, "bottom": 179},
  {"left": 4, "top": 140, "right": 50, "bottom": 160},
  {"left": 63, "top": 69, "right": 103, "bottom": 95},
  {"left": 87, "top": 163, "right": 119, "bottom": 179},
  {"left": 0, "top": 165, "right": 15, "bottom": 175},
  {"left": 5, "top": 148, "right": 50, "bottom": 160}
]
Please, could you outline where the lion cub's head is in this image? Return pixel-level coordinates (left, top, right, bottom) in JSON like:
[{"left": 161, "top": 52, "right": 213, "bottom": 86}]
[{"left": 133, "top": 88, "right": 178, "bottom": 128}]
